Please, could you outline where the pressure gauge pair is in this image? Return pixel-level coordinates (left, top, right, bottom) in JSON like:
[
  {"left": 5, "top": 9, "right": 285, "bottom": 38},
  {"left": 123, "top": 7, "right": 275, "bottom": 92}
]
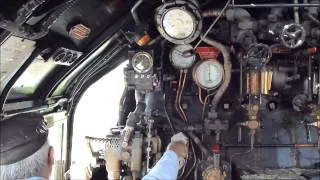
[{"left": 170, "top": 44, "right": 224, "bottom": 90}]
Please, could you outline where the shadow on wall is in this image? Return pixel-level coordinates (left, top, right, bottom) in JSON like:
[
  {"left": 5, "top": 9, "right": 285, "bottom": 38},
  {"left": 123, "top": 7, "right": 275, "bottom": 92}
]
[{"left": 70, "top": 61, "right": 127, "bottom": 179}]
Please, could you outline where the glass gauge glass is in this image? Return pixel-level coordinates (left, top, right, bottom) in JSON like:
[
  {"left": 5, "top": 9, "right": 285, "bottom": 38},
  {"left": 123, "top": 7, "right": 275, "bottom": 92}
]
[
  {"left": 193, "top": 60, "right": 224, "bottom": 90},
  {"left": 162, "top": 8, "right": 195, "bottom": 39},
  {"left": 170, "top": 44, "right": 196, "bottom": 69},
  {"left": 132, "top": 52, "right": 153, "bottom": 73}
]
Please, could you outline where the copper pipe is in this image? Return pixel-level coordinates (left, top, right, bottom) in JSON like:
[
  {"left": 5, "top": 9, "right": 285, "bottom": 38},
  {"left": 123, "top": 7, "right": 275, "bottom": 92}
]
[
  {"left": 175, "top": 71, "right": 184, "bottom": 121},
  {"left": 246, "top": 73, "right": 250, "bottom": 94},
  {"left": 178, "top": 72, "right": 187, "bottom": 121},
  {"left": 261, "top": 70, "right": 272, "bottom": 95},
  {"left": 249, "top": 71, "right": 260, "bottom": 95},
  {"left": 267, "top": 71, "right": 273, "bottom": 92},
  {"left": 198, "top": 87, "right": 204, "bottom": 104},
  {"left": 202, "top": 92, "right": 216, "bottom": 115},
  {"left": 261, "top": 71, "right": 265, "bottom": 94}
]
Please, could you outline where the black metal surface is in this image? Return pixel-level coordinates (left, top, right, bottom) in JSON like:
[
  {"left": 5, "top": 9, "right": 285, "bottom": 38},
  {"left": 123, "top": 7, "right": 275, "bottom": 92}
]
[
  {"left": 226, "top": 109, "right": 320, "bottom": 169},
  {"left": 49, "top": 0, "right": 130, "bottom": 50},
  {"left": 43, "top": 14, "right": 132, "bottom": 100},
  {"left": 2, "top": 98, "right": 67, "bottom": 119}
]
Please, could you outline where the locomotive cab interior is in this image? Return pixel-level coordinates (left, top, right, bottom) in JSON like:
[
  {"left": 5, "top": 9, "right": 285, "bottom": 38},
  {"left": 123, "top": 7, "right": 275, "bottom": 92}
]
[{"left": 1, "top": 0, "right": 320, "bottom": 179}]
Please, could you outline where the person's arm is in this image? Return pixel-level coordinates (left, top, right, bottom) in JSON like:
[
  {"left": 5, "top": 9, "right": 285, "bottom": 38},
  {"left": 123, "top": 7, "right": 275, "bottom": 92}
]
[
  {"left": 142, "top": 150, "right": 179, "bottom": 180},
  {"left": 142, "top": 133, "right": 188, "bottom": 180}
]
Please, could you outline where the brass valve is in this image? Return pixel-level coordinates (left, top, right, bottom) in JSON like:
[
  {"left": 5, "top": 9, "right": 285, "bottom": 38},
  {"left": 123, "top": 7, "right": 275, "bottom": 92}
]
[{"left": 238, "top": 105, "right": 260, "bottom": 150}]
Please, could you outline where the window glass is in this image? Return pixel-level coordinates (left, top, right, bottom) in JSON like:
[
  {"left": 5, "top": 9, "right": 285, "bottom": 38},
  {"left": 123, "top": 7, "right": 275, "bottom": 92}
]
[
  {"left": 0, "top": 36, "right": 36, "bottom": 91},
  {"left": 8, "top": 57, "right": 57, "bottom": 99},
  {"left": 69, "top": 61, "right": 127, "bottom": 179}
]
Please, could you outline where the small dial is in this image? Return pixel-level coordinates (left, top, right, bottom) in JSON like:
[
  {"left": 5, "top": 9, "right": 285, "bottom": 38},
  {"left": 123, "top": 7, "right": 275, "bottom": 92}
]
[
  {"left": 170, "top": 44, "right": 196, "bottom": 69},
  {"left": 193, "top": 60, "right": 224, "bottom": 90},
  {"left": 132, "top": 52, "right": 153, "bottom": 73}
]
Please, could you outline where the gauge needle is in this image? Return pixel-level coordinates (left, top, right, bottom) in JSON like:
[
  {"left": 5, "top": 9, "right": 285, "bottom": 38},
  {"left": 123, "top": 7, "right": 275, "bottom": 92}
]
[{"left": 208, "top": 65, "right": 212, "bottom": 82}]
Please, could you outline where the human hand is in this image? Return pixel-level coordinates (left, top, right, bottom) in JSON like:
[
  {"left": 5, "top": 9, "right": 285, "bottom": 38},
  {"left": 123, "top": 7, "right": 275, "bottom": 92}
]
[{"left": 168, "top": 141, "right": 188, "bottom": 158}]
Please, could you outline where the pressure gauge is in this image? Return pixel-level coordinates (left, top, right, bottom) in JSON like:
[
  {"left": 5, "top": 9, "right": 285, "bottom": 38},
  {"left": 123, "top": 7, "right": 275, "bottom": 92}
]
[
  {"left": 132, "top": 51, "right": 153, "bottom": 73},
  {"left": 170, "top": 44, "right": 196, "bottom": 69},
  {"left": 162, "top": 8, "right": 195, "bottom": 39},
  {"left": 192, "top": 60, "right": 224, "bottom": 90},
  {"left": 155, "top": 1, "right": 202, "bottom": 44}
]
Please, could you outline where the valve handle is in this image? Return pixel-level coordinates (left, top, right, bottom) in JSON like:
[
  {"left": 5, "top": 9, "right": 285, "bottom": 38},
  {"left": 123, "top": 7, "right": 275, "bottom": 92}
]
[{"left": 280, "top": 23, "right": 306, "bottom": 49}]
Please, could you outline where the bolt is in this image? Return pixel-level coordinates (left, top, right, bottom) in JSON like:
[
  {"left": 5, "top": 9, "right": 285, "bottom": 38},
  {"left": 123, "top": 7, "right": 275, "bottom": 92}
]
[
  {"left": 223, "top": 102, "right": 231, "bottom": 110},
  {"left": 182, "top": 102, "right": 188, "bottom": 110}
]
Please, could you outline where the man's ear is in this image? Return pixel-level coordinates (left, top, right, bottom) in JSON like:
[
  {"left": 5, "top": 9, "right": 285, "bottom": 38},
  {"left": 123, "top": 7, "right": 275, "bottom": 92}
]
[{"left": 48, "top": 146, "right": 54, "bottom": 165}]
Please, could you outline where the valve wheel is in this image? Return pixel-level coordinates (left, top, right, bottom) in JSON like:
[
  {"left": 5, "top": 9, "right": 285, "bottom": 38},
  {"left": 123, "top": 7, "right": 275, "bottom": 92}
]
[{"left": 280, "top": 23, "right": 306, "bottom": 49}]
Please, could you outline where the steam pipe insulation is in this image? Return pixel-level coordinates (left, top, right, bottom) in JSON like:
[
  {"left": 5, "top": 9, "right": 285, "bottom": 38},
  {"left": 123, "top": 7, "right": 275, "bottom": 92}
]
[
  {"left": 202, "top": 37, "right": 232, "bottom": 110},
  {"left": 225, "top": 8, "right": 251, "bottom": 21},
  {"left": 122, "top": 90, "right": 146, "bottom": 148},
  {"left": 203, "top": 8, "right": 252, "bottom": 20},
  {"left": 202, "top": 9, "right": 226, "bottom": 18}
]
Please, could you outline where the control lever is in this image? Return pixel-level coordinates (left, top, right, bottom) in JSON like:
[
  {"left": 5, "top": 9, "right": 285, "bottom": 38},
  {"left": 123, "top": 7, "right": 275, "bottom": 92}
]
[
  {"left": 146, "top": 119, "right": 154, "bottom": 172},
  {"left": 306, "top": 121, "right": 320, "bottom": 148},
  {"left": 305, "top": 124, "right": 312, "bottom": 142}
]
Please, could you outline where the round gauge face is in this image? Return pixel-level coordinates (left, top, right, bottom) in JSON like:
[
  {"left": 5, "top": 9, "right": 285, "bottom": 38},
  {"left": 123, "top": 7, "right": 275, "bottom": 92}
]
[
  {"left": 132, "top": 52, "right": 153, "bottom": 73},
  {"left": 170, "top": 44, "right": 196, "bottom": 69},
  {"left": 162, "top": 8, "right": 195, "bottom": 39},
  {"left": 193, "top": 60, "right": 224, "bottom": 90}
]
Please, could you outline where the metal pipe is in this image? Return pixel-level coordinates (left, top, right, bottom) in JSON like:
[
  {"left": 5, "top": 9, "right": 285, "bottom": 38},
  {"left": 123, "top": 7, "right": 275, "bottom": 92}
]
[
  {"left": 228, "top": 3, "right": 320, "bottom": 8},
  {"left": 308, "top": 56, "right": 313, "bottom": 101},
  {"left": 202, "top": 37, "right": 232, "bottom": 110},
  {"left": 318, "top": 61, "right": 320, "bottom": 104},
  {"left": 188, "top": 132, "right": 211, "bottom": 157},
  {"left": 307, "top": 13, "right": 320, "bottom": 26},
  {"left": 194, "top": 0, "right": 231, "bottom": 49},
  {"left": 122, "top": 91, "right": 146, "bottom": 148},
  {"left": 294, "top": 0, "right": 300, "bottom": 24},
  {"left": 131, "top": 0, "right": 143, "bottom": 25},
  {"left": 202, "top": 10, "right": 226, "bottom": 18},
  {"left": 118, "top": 86, "right": 129, "bottom": 125},
  {"left": 2, "top": 98, "right": 68, "bottom": 119},
  {"left": 224, "top": 144, "right": 319, "bottom": 148},
  {"left": 163, "top": 94, "right": 176, "bottom": 135}
]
